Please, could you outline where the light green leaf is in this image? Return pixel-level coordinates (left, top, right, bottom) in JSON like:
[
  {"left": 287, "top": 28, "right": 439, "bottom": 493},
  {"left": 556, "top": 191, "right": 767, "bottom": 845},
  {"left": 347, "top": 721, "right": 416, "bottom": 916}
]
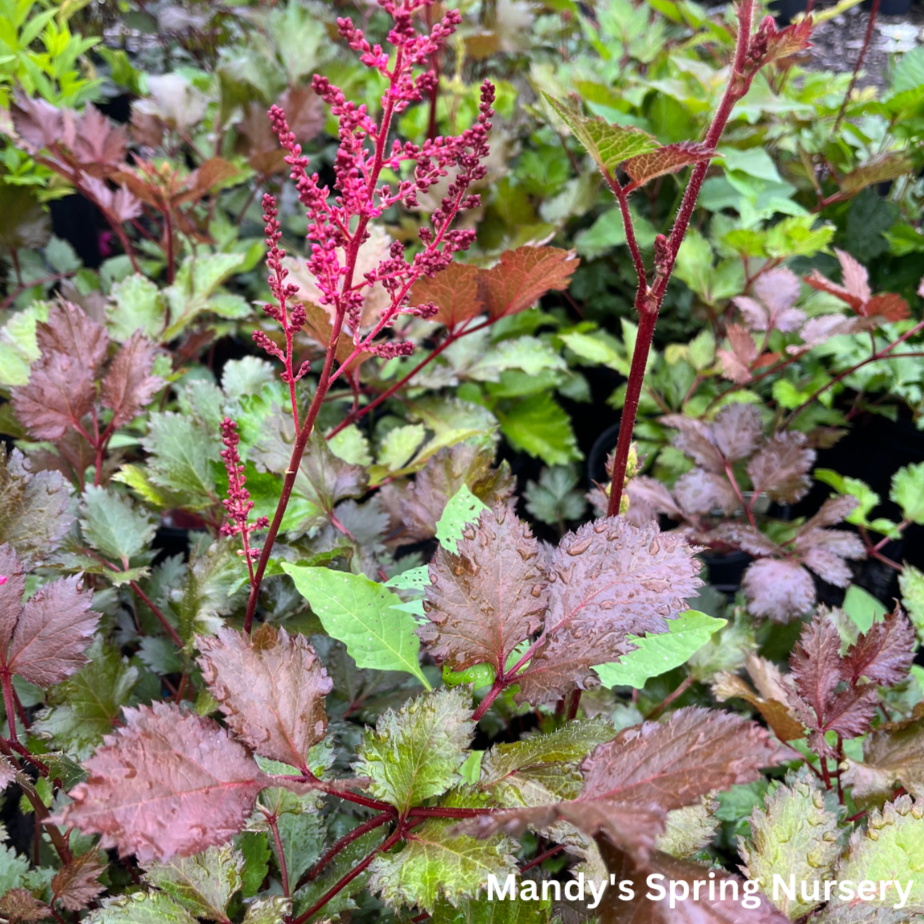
[
  {"left": 33, "top": 638, "right": 140, "bottom": 760},
  {"left": 86, "top": 892, "right": 199, "bottom": 924},
  {"left": 834, "top": 796, "right": 924, "bottom": 911},
  {"left": 108, "top": 274, "right": 166, "bottom": 341},
  {"left": 327, "top": 424, "right": 372, "bottom": 467},
  {"left": 657, "top": 798, "right": 720, "bottom": 859},
  {"left": 369, "top": 810, "right": 516, "bottom": 911},
  {"left": 143, "top": 846, "right": 244, "bottom": 921},
  {"left": 221, "top": 357, "right": 275, "bottom": 403},
  {"left": 379, "top": 423, "right": 428, "bottom": 472},
  {"left": 355, "top": 687, "right": 474, "bottom": 811},
  {"left": 543, "top": 92, "right": 657, "bottom": 177},
  {"left": 241, "top": 897, "right": 291, "bottom": 924},
  {"left": 688, "top": 329, "right": 717, "bottom": 371},
  {"left": 162, "top": 253, "right": 247, "bottom": 340},
  {"left": 739, "top": 769, "right": 842, "bottom": 919},
  {"left": 594, "top": 611, "right": 726, "bottom": 689},
  {"left": 816, "top": 470, "right": 881, "bottom": 526},
  {"left": 468, "top": 337, "right": 567, "bottom": 381},
  {"left": 900, "top": 565, "right": 924, "bottom": 641},
  {"left": 0, "top": 300, "right": 49, "bottom": 389},
  {"left": 480, "top": 718, "right": 616, "bottom": 806},
  {"left": 112, "top": 463, "right": 176, "bottom": 509},
  {"left": 80, "top": 485, "right": 156, "bottom": 566},
  {"left": 436, "top": 485, "right": 490, "bottom": 554},
  {"left": 892, "top": 463, "right": 924, "bottom": 525},
  {"left": 842, "top": 585, "right": 888, "bottom": 636},
  {"left": 558, "top": 329, "right": 627, "bottom": 373},
  {"left": 497, "top": 393, "right": 581, "bottom": 466},
  {"left": 282, "top": 564, "right": 432, "bottom": 690}
]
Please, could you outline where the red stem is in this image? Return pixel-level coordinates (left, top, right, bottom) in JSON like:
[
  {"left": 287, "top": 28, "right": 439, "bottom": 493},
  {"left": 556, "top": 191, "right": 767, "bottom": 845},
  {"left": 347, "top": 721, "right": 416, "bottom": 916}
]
[
  {"left": 290, "top": 828, "right": 402, "bottom": 924},
  {"left": 266, "top": 813, "right": 290, "bottom": 897},
  {"left": 520, "top": 844, "right": 566, "bottom": 873},
  {"left": 1, "top": 669, "right": 19, "bottom": 743},
  {"left": 834, "top": 0, "right": 880, "bottom": 133},
  {"left": 607, "top": 0, "right": 757, "bottom": 516},
  {"left": 304, "top": 812, "right": 393, "bottom": 883}
]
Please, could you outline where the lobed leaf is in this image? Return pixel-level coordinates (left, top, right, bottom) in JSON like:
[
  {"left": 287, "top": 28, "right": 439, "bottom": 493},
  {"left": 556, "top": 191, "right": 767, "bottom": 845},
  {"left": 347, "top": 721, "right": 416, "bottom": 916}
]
[
  {"left": 143, "top": 845, "right": 244, "bottom": 921},
  {"left": 516, "top": 518, "right": 702, "bottom": 706},
  {"left": 52, "top": 702, "right": 270, "bottom": 863},
  {"left": 422, "top": 503, "right": 548, "bottom": 674},
  {"left": 623, "top": 142, "right": 714, "bottom": 187},
  {"left": 477, "top": 246, "right": 579, "bottom": 321},
  {"left": 100, "top": 332, "right": 163, "bottom": 428},
  {"left": 354, "top": 687, "right": 474, "bottom": 812},
  {"left": 197, "top": 625, "right": 333, "bottom": 771}
]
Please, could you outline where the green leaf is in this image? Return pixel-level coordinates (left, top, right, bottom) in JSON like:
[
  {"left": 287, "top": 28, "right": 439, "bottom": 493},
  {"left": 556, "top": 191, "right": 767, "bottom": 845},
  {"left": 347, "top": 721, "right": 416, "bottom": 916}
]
[
  {"left": 327, "top": 424, "right": 372, "bottom": 467},
  {"left": 0, "top": 300, "right": 49, "bottom": 388},
  {"left": 0, "top": 843, "right": 29, "bottom": 894},
  {"left": 594, "top": 611, "right": 726, "bottom": 689},
  {"left": 833, "top": 796, "right": 924, "bottom": 911},
  {"left": 86, "top": 892, "right": 199, "bottom": 924},
  {"left": 368, "top": 801, "right": 516, "bottom": 912},
  {"left": 143, "top": 846, "right": 244, "bottom": 921},
  {"left": 739, "top": 769, "right": 842, "bottom": 918},
  {"left": 842, "top": 585, "right": 888, "bottom": 637},
  {"left": 241, "top": 897, "right": 291, "bottom": 924},
  {"left": 108, "top": 274, "right": 166, "bottom": 342},
  {"left": 163, "top": 253, "right": 247, "bottom": 340},
  {"left": 816, "top": 470, "right": 881, "bottom": 526},
  {"left": 497, "top": 394, "right": 581, "bottom": 466},
  {"left": 891, "top": 463, "right": 924, "bottom": 525},
  {"left": 174, "top": 537, "right": 247, "bottom": 642},
  {"left": 657, "top": 798, "right": 720, "bottom": 859},
  {"left": 80, "top": 485, "right": 156, "bottom": 567},
  {"left": 558, "top": 329, "right": 627, "bottom": 373},
  {"left": 431, "top": 895, "right": 551, "bottom": 923},
  {"left": 900, "top": 565, "right": 924, "bottom": 642},
  {"left": 355, "top": 687, "right": 474, "bottom": 812},
  {"left": 281, "top": 564, "right": 432, "bottom": 690},
  {"left": 379, "top": 423, "right": 428, "bottom": 472},
  {"left": 542, "top": 92, "right": 657, "bottom": 178},
  {"left": 436, "top": 485, "right": 489, "bottom": 554},
  {"left": 143, "top": 412, "right": 221, "bottom": 511},
  {"left": 524, "top": 466, "right": 586, "bottom": 527},
  {"left": 479, "top": 718, "right": 616, "bottom": 806},
  {"left": 33, "top": 638, "right": 140, "bottom": 760},
  {"left": 236, "top": 833, "right": 270, "bottom": 898}
]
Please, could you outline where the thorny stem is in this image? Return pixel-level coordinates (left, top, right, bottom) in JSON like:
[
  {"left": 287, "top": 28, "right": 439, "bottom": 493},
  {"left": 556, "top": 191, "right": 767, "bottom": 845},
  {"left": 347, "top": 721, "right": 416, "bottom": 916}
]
[{"left": 607, "top": 0, "right": 757, "bottom": 516}]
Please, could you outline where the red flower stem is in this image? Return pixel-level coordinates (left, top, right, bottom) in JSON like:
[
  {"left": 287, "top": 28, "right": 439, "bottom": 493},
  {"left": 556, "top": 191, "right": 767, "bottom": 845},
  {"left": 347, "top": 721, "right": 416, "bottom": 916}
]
[
  {"left": 327, "top": 318, "right": 490, "bottom": 440},
  {"left": 244, "top": 49, "right": 406, "bottom": 634},
  {"left": 290, "top": 828, "right": 402, "bottom": 924},
  {"left": 607, "top": 0, "right": 757, "bottom": 517},
  {"left": 304, "top": 812, "right": 393, "bottom": 884},
  {"left": 834, "top": 0, "right": 880, "bottom": 133}
]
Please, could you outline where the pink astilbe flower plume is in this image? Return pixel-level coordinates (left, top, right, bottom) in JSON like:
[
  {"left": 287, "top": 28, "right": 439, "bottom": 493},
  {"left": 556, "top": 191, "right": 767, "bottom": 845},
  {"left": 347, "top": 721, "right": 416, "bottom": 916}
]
[
  {"left": 219, "top": 418, "right": 269, "bottom": 587},
  {"left": 242, "top": 0, "right": 495, "bottom": 630}
]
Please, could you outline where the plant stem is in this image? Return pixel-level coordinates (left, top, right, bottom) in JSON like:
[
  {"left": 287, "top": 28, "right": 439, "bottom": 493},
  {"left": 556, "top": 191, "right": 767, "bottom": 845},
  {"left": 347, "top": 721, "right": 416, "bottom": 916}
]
[
  {"left": 0, "top": 669, "right": 19, "bottom": 743},
  {"left": 834, "top": 0, "right": 880, "bottom": 133},
  {"left": 520, "top": 844, "right": 566, "bottom": 873},
  {"left": 606, "top": 0, "right": 756, "bottom": 516},
  {"left": 266, "top": 813, "right": 290, "bottom": 897},
  {"left": 290, "top": 828, "right": 402, "bottom": 924},
  {"left": 303, "top": 812, "right": 393, "bottom": 885},
  {"left": 647, "top": 674, "right": 694, "bottom": 720}
]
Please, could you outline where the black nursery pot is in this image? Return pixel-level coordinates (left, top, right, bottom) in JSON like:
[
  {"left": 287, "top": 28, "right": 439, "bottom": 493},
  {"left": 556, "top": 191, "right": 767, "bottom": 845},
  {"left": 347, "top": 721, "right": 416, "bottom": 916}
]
[
  {"left": 863, "top": 0, "right": 911, "bottom": 13},
  {"left": 699, "top": 549, "right": 753, "bottom": 596},
  {"left": 769, "top": 0, "right": 807, "bottom": 24}
]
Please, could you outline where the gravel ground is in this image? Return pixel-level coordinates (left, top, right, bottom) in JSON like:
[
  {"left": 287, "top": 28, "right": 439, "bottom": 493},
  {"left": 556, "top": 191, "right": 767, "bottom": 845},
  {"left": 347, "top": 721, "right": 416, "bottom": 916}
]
[{"left": 806, "top": 2, "right": 924, "bottom": 89}]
